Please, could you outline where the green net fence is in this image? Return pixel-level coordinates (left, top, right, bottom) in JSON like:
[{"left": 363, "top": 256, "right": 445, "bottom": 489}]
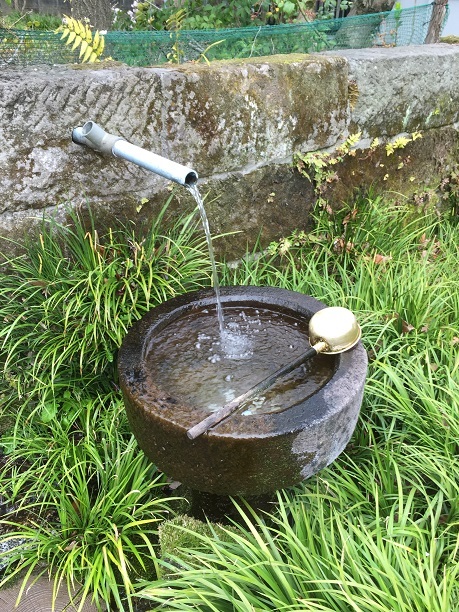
[{"left": 0, "top": 4, "right": 440, "bottom": 68}]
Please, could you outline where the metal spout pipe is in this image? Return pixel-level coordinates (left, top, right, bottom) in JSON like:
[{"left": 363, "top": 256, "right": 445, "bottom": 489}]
[{"left": 72, "top": 120, "right": 198, "bottom": 187}]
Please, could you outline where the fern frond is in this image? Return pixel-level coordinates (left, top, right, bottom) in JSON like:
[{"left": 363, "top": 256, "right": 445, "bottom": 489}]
[
  {"left": 79, "top": 39, "right": 89, "bottom": 58},
  {"left": 55, "top": 14, "right": 105, "bottom": 63},
  {"left": 67, "top": 31, "right": 77, "bottom": 45},
  {"left": 74, "top": 19, "right": 85, "bottom": 37},
  {"left": 97, "top": 35, "right": 105, "bottom": 57},
  {"left": 82, "top": 44, "right": 93, "bottom": 63}
]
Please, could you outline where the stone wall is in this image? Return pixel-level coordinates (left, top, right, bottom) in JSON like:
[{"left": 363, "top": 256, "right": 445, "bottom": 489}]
[{"left": 0, "top": 44, "right": 458, "bottom": 257}]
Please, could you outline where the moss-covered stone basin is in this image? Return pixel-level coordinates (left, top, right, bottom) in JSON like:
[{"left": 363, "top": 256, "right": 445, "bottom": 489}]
[{"left": 118, "top": 286, "right": 367, "bottom": 496}]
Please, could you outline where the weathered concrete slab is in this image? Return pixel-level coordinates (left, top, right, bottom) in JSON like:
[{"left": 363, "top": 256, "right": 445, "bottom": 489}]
[
  {"left": 314, "top": 44, "right": 459, "bottom": 208},
  {"left": 0, "top": 574, "right": 101, "bottom": 611}
]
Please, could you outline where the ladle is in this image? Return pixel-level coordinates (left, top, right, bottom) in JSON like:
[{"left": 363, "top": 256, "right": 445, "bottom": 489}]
[{"left": 186, "top": 306, "right": 361, "bottom": 440}]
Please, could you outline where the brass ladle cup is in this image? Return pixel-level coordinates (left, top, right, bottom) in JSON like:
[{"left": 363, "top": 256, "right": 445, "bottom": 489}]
[{"left": 187, "top": 307, "right": 361, "bottom": 440}]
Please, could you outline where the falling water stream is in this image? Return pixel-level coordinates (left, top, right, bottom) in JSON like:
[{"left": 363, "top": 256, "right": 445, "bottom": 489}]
[
  {"left": 188, "top": 184, "right": 225, "bottom": 334},
  {"left": 187, "top": 183, "right": 255, "bottom": 360}
]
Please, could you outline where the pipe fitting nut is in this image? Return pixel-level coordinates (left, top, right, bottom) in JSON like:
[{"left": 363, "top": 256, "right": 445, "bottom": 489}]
[{"left": 72, "top": 121, "right": 124, "bottom": 154}]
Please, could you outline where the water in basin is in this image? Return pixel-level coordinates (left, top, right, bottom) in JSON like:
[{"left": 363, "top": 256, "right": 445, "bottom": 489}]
[{"left": 142, "top": 305, "right": 337, "bottom": 415}]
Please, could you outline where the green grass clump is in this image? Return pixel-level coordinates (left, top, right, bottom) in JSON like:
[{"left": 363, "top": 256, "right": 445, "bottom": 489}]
[
  {"left": 0, "top": 193, "right": 458, "bottom": 611},
  {"left": 0, "top": 202, "right": 211, "bottom": 421},
  {"left": 0, "top": 394, "right": 177, "bottom": 611},
  {"left": 158, "top": 515, "right": 239, "bottom": 570}
]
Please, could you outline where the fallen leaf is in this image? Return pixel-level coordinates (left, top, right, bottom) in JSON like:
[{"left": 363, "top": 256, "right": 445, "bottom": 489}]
[
  {"left": 333, "top": 238, "right": 354, "bottom": 253},
  {"left": 345, "top": 241, "right": 355, "bottom": 252},
  {"left": 373, "top": 253, "right": 392, "bottom": 264},
  {"left": 387, "top": 312, "right": 415, "bottom": 334},
  {"left": 325, "top": 172, "right": 339, "bottom": 184},
  {"left": 343, "top": 209, "right": 358, "bottom": 226},
  {"left": 419, "top": 233, "right": 429, "bottom": 248},
  {"left": 401, "top": 320, "right": 415, "bottom": 334}
]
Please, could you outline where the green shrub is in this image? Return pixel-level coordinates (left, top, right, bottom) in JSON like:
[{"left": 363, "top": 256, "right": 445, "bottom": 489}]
[
  {"left": 0, "top": 10, "right": 61, "bottom": 31},
  {"left": 112, "top": 0, "right": 339, "bottom": 32}
]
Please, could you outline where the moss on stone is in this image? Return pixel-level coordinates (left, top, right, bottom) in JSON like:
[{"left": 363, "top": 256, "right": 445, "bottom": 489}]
[
  {"left": 440, "top": 36, "right": 459, "bottom": 44},
  {"left": 295, "top": 126, "right": 459, "bottom": 211}
]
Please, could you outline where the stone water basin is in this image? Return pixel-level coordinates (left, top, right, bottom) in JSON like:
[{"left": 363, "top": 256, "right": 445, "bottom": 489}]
[{"left": 118, "top": 286, "right": 367, "bottom": 497}]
